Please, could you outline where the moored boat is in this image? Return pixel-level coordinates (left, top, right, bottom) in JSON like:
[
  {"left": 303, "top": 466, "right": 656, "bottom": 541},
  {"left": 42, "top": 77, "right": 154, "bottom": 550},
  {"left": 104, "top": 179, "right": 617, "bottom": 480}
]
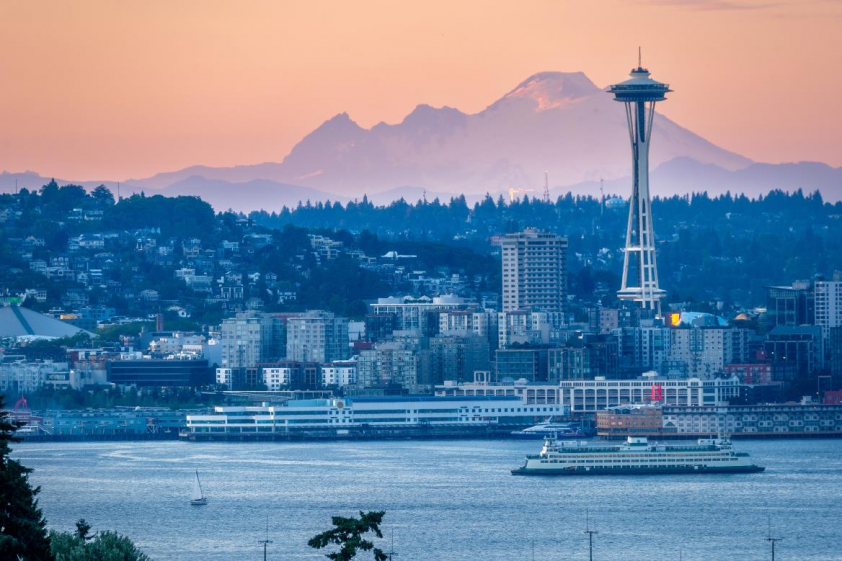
[
  {"left": 512, "top": 435, "right": 765, "bottom": 476},
  {"left": 510, "top": 422, "right": 582, "bottom": 440}
]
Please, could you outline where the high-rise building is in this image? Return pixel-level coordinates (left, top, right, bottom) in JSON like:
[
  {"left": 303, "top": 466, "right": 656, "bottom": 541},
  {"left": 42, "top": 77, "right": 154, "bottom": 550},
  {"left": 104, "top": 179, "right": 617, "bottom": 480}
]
[
  {"left": 616, "top": 326, "right": 672, "bottom": 376},
  {"left": 548, "top": 334, "right": 620, "bottom": 382},
  {"left": 609, "top": 55, "right": 671, "bottom": 315},
  {"left": 669, "top": 327, "right": 750, "bottom": 379},
  {"left": 286, "top": 310, "right": 350, "bottom": 364},
  {"left": 814, "top": 279, "right": 842, "bottom": 340},
  {"left": 220, "top": 312, "right": 270, "bottom": 369},
  {"left": 766, "top": 281, "right": 814, "bottom": 329},
  {"left": 494, "top": 347, "right": 549, "bottom": 383},
  {"left": 356, "top": 341, "right": 423, "bottom": 390},
  {"left": 497, "top": 310, "right": 561, "bottom": 349},
  {"left": 500, "top": 229, "right": 567, "bottom": 314},
  {"left": 764, "top": 326, "right": 824, "bottom": 379},
  {"left": 430, "top": 334, "right": 490, "bottom": 385}
]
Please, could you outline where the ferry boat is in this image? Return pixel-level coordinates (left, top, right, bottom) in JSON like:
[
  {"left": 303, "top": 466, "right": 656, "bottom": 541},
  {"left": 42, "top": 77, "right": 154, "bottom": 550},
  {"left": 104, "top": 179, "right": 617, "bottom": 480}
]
[{"left": 512, "top": 436, "right": 765, "bottom": 476}]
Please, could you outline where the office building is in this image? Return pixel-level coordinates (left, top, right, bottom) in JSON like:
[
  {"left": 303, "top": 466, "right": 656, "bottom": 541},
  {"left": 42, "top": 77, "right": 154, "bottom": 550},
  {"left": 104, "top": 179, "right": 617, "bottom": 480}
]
[
  {"left": 495, "top": 348, "right": 549, "bottom": 382},
  {"left": 764, "top": 326, "right": 824, "bottom": 378},
  {"left": 766, "top": 281, "right": 814, "bottom": 329}
]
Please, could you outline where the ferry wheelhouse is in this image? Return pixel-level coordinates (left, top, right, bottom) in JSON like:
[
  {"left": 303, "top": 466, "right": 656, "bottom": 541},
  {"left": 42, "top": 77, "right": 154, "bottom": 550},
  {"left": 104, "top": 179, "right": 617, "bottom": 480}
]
[{"left": 512, "top": 436, "right": 765, "bottom": 476}]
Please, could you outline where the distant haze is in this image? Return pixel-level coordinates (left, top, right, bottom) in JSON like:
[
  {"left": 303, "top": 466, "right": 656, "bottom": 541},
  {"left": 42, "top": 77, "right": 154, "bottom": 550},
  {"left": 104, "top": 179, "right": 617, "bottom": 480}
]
[
  {"left": 0, "top": 0, "right": 841, "bottom": 184},
  {"left": 126, "top": 71, "right": 754, "bottom": 196},
  {"left": 2, "top": 67, "right": 841, "bottom": 211}
]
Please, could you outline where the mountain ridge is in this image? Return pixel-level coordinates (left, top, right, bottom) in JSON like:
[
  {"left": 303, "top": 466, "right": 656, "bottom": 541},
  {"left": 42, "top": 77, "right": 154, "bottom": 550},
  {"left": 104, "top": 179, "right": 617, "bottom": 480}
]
[{"left": 118, "top": 71, "right": 752, "bottom": 195}]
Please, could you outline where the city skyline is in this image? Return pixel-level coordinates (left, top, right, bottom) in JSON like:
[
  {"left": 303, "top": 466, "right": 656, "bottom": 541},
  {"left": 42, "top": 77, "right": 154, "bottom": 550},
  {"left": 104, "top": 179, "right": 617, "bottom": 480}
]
[{"left": 1, "top": 0, "right": 841, "bottom": 182}]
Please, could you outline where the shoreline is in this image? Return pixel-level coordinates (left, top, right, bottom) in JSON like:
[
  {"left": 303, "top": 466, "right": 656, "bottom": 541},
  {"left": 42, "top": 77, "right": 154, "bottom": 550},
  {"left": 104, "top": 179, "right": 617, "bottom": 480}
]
[{"left": 16, "top": 430, "right": 842, "bottom": 444}]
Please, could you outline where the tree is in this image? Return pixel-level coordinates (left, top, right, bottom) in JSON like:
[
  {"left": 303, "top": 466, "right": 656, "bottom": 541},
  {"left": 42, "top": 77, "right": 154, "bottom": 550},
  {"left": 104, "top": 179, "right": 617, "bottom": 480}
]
[
  {"left": 74, "top": 519, "right": 92, "bottom": 541},
  {"left": 0, "top": 395, "right": 52, "bottom": 560},
  {"left": 308, "top": 511, "right": 388, "bottom": 561},
  {"left": 90, "top": 185, "right": 115, "bottom": 206},
  {"left": 51, "top": 527, "right": 151, "bottom": 561}
]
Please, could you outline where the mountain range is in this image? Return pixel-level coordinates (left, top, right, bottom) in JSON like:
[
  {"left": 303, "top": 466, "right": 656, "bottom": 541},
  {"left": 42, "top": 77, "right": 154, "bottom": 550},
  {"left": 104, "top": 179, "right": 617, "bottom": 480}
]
[{"left": 1, "top": 71, "right": 840, "bottom": 210}]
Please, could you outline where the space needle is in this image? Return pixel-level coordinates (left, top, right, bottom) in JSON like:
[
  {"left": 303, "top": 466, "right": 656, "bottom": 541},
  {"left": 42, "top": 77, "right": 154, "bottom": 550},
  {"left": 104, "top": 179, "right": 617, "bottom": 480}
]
[{"left": 609, "top": 50, "right": 671, "bottom": 317}]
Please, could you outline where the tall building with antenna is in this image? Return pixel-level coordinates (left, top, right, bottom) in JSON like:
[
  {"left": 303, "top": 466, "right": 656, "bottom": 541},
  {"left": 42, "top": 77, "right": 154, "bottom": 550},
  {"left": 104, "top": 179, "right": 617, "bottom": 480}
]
[{"left": 609, "top": 50, "right": 671, "bottom": 316}]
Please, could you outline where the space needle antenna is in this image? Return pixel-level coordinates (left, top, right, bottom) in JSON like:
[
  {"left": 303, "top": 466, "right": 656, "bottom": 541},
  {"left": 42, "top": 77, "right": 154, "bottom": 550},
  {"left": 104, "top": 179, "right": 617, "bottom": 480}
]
[{"left": 638, "top": 46, "right": 642, "bottom": 68}]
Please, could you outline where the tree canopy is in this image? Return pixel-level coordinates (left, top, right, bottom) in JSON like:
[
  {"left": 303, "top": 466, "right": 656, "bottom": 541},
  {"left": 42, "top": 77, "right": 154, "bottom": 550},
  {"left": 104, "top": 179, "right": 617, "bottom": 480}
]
[
  {"left": 0, "top": 395, "right": 52, "bottom": 560},
  {"left": 308, "top": 511, "right": 388, "bottom": 561}
]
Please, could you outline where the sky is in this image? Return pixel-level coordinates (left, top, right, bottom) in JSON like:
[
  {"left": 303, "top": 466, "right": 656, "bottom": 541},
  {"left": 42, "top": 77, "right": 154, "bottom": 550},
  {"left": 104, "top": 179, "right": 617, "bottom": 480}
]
[{"left": 0, "top": 0, "right": 840, "bottom": 181}]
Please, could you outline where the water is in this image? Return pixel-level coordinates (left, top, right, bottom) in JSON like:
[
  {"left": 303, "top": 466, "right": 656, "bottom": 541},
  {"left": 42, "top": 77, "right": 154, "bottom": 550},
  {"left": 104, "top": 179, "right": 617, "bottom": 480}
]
[{"left": 13, "top": 438, "right": 842, "bottom": 560}]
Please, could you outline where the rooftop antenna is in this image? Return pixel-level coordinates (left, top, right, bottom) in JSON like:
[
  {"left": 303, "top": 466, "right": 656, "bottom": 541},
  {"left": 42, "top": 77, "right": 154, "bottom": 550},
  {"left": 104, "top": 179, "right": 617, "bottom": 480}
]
[
  {"left": 638, "top": 46, "right": 642, "bottom": 68},
  {"left": 543, "top": 171, "right": 550, "bottom": 204},
  {"left": 258, "top": 516, "right": 273, "bottom": 561},
  {"left": 584, "top": 508, "right": 598, "bottom": 561},
  {"left": 765, "top": 516, "right": 782, "bottom": 561}
]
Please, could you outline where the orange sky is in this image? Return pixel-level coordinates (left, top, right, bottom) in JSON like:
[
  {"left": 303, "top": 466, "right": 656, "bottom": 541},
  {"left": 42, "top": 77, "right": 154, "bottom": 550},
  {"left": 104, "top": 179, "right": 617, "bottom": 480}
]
[{"left": 0, "top": 0, "right": 840, "bottom": 181}]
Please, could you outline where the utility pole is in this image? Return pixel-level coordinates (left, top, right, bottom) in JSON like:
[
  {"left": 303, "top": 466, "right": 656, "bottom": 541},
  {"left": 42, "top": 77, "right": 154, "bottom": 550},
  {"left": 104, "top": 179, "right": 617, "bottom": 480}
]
[
  {"left": 258, "top": 517, "right": 272, "bottom": 561},
  {"left": 583, "top": 508, "right": 598, "bottom": 561},
  {"left": 387, "top": 528, "right": 398, "bottom": 561},
  {"left": 765, "top": 517, "right": 782, "bottom": 561}
]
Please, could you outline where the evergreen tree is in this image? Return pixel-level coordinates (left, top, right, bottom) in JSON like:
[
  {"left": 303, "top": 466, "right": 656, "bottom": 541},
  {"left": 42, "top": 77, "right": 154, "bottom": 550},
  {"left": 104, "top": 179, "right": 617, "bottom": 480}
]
[
  {"left": 74, "top": 519, "right": 92, "bottom": 541},
  {"left": 308, "top": 511, "right": 388, "bottom": 561},
  {"left": 0, "top": 395, "right": 51, "bottom": 560}
]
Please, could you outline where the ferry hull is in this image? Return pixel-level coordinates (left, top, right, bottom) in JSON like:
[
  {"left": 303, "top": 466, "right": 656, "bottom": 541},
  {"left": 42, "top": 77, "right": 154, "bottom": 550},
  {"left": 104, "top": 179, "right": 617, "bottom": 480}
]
[{"left": 512, "top": 465, "right": 765, "bottom": 476}]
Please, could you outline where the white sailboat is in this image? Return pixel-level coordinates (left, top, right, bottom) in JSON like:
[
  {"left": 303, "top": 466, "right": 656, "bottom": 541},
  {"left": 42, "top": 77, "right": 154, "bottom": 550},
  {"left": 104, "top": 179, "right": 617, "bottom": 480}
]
[{"left": 190, "top": 470, "right": 208, "bottom": 506}]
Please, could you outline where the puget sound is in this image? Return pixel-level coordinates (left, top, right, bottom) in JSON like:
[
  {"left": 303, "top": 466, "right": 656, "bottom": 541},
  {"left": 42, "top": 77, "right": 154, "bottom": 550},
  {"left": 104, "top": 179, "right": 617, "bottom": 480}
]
[{"left": 14, "top": 438, "right": 842, "bottom": 560}]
